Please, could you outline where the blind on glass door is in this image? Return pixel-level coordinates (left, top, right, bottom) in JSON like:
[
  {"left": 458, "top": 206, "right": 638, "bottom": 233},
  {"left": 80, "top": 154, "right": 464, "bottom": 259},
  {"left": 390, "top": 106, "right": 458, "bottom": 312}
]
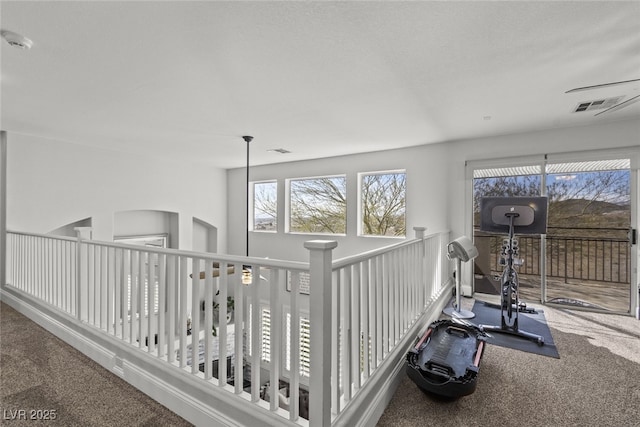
[
  {"left": 473, "top": 165, "right": 541, "bottom": 178},
  {"left": 546, "top": 159, "right": 630, "bottom": 174}
]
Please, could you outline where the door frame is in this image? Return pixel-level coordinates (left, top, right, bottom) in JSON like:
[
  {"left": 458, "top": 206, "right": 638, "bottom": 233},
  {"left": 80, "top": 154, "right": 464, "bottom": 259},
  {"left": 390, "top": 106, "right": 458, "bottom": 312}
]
[{"left": 466, "top": 147, "right": 638, "bottom": 316}]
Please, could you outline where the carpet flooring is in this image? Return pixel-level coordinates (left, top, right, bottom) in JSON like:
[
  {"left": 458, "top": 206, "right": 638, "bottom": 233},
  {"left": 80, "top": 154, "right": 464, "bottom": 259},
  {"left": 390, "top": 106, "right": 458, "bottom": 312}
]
[
  {"left": 2, "top": 298, "right": 639, "bottom": 427},
  {"left": 0, "top": 302, "right": 192, "bottom": 426},
  {"left": 378, "top": 296, "right": 640, "bottom": 427}
]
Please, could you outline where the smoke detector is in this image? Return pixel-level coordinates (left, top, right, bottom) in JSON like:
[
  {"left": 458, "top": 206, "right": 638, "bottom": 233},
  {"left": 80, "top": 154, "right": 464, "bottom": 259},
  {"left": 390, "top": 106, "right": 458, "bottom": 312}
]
[{"left": 1, "top": 30, "right": 33, "bottom": 50}]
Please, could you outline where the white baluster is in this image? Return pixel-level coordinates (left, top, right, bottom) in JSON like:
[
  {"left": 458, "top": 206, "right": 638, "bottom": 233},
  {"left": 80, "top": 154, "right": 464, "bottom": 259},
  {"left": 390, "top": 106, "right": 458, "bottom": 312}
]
[
  {"left": 268, "top": 268, "right": 281, "bottom": 411},
  {"left": 351, "top": 264, "right": 360, "bottom": 391},
  {"left": 204, "top": 260, "right": 213, "bottom": 380},
  {"left": 289, "top": 270, "right": 300, "bottom": 420},
  {"left": 233, "top": 268, "right": 243, "bottom": 395},
  {"left": 147, "top": 251, "right": 155, "bottom": 353},
  {"left": 191, "top": 258, "right": 201, "bottom": 375},
  {"left": 179, "top": 256, "right": 187, "bottom": 368},
  {"left": 250, "top": 265, "right": 260, "bottom": 403},
  {"left": 341, "top": 267, "right": 351, "bottom": 402},
  {"left": 218, "top": 261, "right": 229, "bottom": 387},
  {"left": 138, "top": 251, "right": 145, "bottom": 348},
  {"left": 158, "top": 253, "right": 166, "bottom": 358},
  {"left": 166, "top": 254, "right": 176, "bottom": 363},
  {"left": 331, "top": 269, "right": 340, "bottom": 414},
  {"left": 361, "top": 260, "right": 370, "bottom": 380}
]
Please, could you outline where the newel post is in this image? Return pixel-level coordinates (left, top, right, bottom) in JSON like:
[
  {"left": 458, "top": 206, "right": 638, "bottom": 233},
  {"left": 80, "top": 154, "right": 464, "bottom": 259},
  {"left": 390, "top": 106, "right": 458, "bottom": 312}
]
[
  {"left": 74, "top": 227, "right": 92, "bottom": 321},
  {"left": 305, "top": 239, "right": 338, "bottom": 427}
]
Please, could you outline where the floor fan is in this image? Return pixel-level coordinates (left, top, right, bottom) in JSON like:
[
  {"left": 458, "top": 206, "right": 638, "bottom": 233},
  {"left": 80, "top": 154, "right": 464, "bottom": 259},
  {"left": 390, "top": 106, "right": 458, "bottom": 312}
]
[{"left": 443, "top": 236, "right": 478, "bottom": 319}]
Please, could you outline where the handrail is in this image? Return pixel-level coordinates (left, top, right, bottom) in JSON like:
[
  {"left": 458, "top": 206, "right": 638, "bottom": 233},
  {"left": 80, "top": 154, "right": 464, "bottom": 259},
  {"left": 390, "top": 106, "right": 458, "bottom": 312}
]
[
  {"left": 332, "top": 229, "right": 446, "bottom": 270},
  {"left": 8, "top": 229, "right": 309, "bottom": 272},
  {"left": 7, "top": 229, "right": 77, "bottom": 242}
]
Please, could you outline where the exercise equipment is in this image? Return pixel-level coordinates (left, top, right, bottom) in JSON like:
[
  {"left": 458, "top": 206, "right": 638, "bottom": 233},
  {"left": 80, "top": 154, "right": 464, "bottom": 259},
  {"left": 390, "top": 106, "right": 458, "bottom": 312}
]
[
  {"left": 478, "top": 196, "right": 548, "bottom": 346},
  {"left": 406, "top": 319, "right": 486, "bottom": 398},
  {"left": 443, "top": 236, "right": 478, "bottom": 319}
]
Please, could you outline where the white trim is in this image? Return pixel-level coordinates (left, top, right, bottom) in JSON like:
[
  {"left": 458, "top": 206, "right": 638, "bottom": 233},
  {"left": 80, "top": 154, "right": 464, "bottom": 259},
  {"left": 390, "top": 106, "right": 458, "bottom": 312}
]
[
  {"left": 331, "top": 279, "right": 453, "bottom": 427},
  {"left": 0, "top": 287, "right": 305, "bottom": 427},
  {"left": 122, "top": 361, "right": 242, "bottom": 427},
  {"left": 251, "top": 180, "right": 278, "bottom": 233},
  {"left": 1, "top": 131, "right": 6, "bottom": 289},
  {"left": 545, "top": 146, "right": 639, "bottom": 166},
  {"left": 466, "top": 145, "right": 639, "bottom": 314},
  {"left": 286, "top": 174, "right": 347, "bottom": 235},
  {"left": 1, "top": 288, "right": 116, "bottom": 368},
  {"left": 356, "top": 170, "right": 407, "bottom": 238}
]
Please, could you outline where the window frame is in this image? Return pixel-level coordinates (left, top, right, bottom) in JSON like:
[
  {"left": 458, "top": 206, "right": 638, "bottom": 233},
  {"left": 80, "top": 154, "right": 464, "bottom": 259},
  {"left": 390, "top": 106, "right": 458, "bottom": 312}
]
[
  {"left": 286, "top": 174, "right": 348, "bottom": 236},
  {"left": 251, "top": 180, "right": 278, "bottom": 233},
  {"left": 357, "top": 169, "right": 407, "bottom": 238}
]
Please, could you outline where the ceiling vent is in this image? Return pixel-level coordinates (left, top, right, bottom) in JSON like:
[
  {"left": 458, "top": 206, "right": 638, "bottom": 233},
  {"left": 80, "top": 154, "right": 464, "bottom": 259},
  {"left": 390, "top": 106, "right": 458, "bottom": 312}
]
[
  {"left": 573, "top": 96, "right": 623, "bottom": 113},
  {"left": 267, "top": 148, "right": 291, "bottom": 154}
]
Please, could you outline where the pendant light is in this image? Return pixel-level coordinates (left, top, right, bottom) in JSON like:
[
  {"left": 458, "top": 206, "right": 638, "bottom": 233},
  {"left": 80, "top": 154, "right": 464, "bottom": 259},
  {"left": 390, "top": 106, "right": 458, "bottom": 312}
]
[{"left": 242, "top": 135, "right": 253, "bottom": 285}]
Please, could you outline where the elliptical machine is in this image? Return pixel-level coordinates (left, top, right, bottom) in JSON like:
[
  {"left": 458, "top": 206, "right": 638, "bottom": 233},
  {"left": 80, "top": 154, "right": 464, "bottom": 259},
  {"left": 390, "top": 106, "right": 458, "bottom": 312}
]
[{"left": 478, "top": 197, "right": 549, "bottom": 346}]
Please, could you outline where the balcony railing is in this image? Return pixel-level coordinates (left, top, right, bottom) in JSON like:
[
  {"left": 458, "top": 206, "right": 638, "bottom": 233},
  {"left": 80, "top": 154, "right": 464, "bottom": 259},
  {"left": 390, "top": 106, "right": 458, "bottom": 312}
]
[{"left": 474, "top": 226, "right": 631, "bottom": 285}]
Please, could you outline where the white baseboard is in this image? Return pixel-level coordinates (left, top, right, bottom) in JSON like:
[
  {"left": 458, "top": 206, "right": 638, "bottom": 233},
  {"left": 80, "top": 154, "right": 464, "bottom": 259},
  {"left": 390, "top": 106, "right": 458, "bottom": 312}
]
[
  {"left": 0, "top": 287, "right": 297, "bottom": 427},
  {"left": 332, "top": 279, "right": 454, "bottom": 427},
  {"left": 2, "top": 280, "right": 453, "bottom": 427},
  {"left": 1, "top": 288, "right": 116, "bottom": 368}
]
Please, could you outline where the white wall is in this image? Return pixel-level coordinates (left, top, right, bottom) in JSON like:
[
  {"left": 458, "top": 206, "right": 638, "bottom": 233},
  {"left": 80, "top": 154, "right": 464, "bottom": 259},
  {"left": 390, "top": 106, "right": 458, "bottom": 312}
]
[
  {"left": 227, "top": 119, "right": 639, "bottom": 262},
  {"left": 227, "top": 142, "right": 451, "bottom": 262},
  {"left": 7, "top": 118, "right": 638, "bottom": 259},
  {"left": 6, "top": 133, "right": 228, "bottom": 252}
]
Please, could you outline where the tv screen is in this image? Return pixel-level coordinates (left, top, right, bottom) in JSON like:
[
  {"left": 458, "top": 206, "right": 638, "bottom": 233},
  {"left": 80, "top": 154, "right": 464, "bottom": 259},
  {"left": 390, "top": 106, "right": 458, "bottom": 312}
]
[{"left": 479, "top": 196, "right": 548, "bottom": 235}]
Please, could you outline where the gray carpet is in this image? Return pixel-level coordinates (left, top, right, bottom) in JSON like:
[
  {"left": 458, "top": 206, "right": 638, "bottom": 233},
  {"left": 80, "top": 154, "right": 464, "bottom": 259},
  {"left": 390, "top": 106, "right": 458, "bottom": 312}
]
[
  {"left": 0, "top": 302, "right": 192, "bottom": 426},
  {"left": 2, "top": 300, "right": 639, "bottom": 427},
  {"left": 378, "top": 299, "right": 640, "bottom": 427}
]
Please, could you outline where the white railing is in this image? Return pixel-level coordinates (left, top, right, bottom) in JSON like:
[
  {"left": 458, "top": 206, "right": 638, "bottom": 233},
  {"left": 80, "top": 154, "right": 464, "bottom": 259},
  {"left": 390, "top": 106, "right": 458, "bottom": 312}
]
[
  {"left": 326, "top": 227, "right": 448, "bottom": 424},
  {"left": 4, "top": 227, "right": 450, "bottom": 427}
]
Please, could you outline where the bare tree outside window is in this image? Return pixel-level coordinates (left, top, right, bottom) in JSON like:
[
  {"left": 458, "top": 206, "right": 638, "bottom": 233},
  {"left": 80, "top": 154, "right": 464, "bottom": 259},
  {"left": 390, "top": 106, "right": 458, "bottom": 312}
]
[
  {"left": 472, "top": 161, "right": 631, "bottom": 310},
  {"left": 253, "top": 181, "right": 277, "bottom": 231},
  {"left": 361, "top": 172, "right": 406, "bottom": 237},
  {"left": 472, "top": 174, "right": 541, "bottom": 213},
  {"left": 289, "top": 176, "right": 346, "bottom": 234},
  {"left": 472, "top": 168, "right": 630, "bottom": 231}
]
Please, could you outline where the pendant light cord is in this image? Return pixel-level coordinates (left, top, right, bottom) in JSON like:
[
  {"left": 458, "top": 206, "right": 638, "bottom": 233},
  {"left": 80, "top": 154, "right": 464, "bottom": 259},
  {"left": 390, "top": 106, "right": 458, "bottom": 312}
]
[{"left": 242, "top": 136, "right": 253, "bottom": 257}]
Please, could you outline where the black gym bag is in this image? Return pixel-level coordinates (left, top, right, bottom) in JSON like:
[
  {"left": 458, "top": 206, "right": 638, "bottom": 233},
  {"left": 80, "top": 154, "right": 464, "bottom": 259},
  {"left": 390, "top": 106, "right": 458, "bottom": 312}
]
[{"left": 406, "top": 319, "right": 486, "bottom": 398}]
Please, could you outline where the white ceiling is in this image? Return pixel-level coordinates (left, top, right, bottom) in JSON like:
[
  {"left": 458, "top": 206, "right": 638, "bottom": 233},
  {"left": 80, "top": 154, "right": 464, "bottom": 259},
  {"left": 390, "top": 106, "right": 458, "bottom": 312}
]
[{"left": 1, "top": 1, "right": 639, "bottom": 169}]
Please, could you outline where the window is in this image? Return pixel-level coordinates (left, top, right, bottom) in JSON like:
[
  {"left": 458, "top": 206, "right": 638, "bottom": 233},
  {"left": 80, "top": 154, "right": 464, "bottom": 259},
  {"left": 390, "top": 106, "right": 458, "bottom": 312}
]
[
  {"left": 359, "top": 171, "right": 406, "bottom": 237},
  {"left": 250, "top": 304, "right": 311, "bottom": 378},
  {"left": 288, "top": 176, "right": 347, "bottom": 234},
  {"left": 285, "top": 313, "right": 311, "bottom": 377},
  {"left": 114, "top": 235, "right": 167, "bottom": 317},
  {"left": 261, "top": 307, "right": 271, "bottom": 362},
  {"left": 253, "top": 181, "right": 277, "bottom": 232}
]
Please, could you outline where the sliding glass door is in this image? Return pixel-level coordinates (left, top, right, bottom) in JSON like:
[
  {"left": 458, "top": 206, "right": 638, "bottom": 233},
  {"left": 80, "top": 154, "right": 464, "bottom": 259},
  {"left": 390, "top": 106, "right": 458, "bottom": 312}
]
[
  {"left": 472, "top": 164, "right": 543, "bottom": 301},
  {"left": 470, "top": 151, "right": 637, "bottom": 315},
  {"left": 544, "top": 159, "right": 632, "bottom": 312}
]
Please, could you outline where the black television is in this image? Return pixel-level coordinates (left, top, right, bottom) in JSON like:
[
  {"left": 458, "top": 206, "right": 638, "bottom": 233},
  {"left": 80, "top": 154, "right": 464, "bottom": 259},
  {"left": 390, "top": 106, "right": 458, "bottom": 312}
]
[{"left": 479, "top": 196, "right": 548, "bottom": 235}]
